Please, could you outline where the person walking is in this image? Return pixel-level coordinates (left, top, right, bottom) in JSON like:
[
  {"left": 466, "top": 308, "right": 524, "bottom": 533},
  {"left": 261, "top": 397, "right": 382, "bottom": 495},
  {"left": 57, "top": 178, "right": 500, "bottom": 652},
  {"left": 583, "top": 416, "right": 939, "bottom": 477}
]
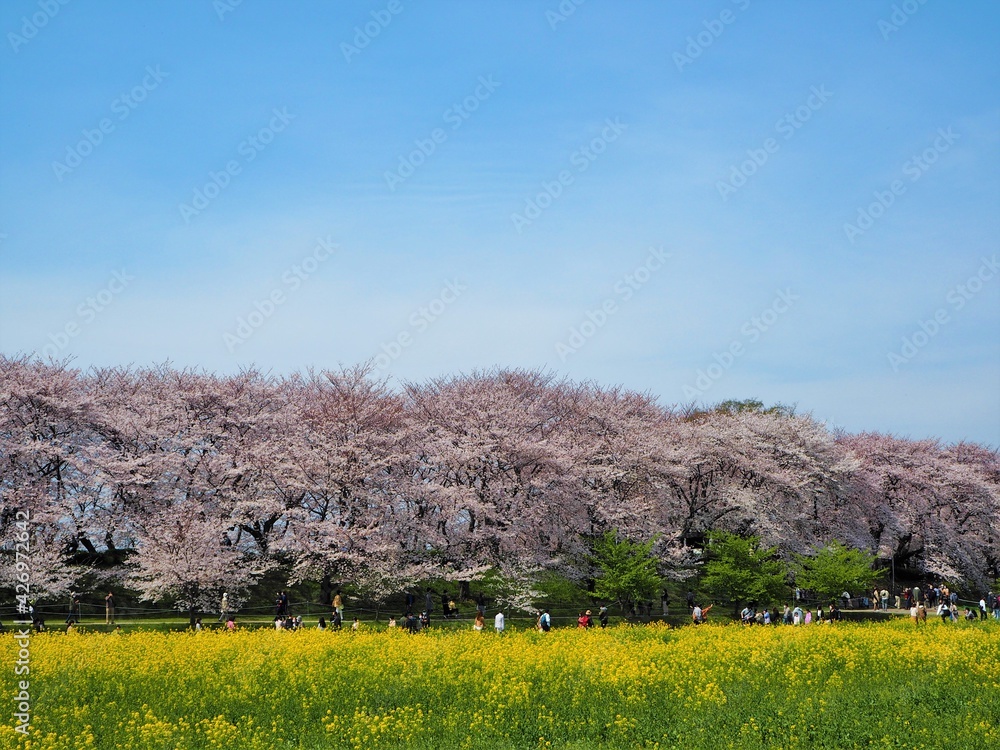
[
  {"left": 494, "top": 610, "right": 505, "bottom": 633},
  {"left": 219, "top": 592, "right": 229, "bottom": 622},
  {"left": 105, "top": 591, "right": 115, "bottom": 625},
  {"left": 67, "top": 594, "right": 82, "bottom": 624},
  {"left": 333, "top": 590, "right": 343, "bottom": 619}
]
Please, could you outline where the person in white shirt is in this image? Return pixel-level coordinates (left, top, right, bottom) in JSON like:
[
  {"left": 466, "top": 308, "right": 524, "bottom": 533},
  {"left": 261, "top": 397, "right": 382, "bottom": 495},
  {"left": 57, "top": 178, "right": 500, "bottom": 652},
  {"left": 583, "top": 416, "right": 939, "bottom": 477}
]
[{"left": 494, "top": 611, "right": 505, "bottom": 633}]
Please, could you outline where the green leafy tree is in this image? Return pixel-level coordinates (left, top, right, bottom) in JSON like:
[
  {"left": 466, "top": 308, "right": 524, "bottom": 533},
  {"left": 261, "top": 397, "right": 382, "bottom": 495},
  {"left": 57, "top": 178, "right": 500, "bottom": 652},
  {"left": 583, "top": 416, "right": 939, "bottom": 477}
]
[
  {"left": 791, "top": 541, "right": 885, "bottom": 602},
  {"left": 701, "top": 531, "right": 789, "bottom": 613},
  {"left": 589, "top": 531, "right": 661, "bottom": 615}
]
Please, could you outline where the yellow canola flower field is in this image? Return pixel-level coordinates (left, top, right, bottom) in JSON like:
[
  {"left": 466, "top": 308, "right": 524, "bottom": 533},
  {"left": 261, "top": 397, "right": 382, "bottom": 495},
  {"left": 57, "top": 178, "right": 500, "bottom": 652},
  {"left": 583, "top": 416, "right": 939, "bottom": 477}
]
[{"left": 1, "top": 621, "right": 997, "bottom": 749}]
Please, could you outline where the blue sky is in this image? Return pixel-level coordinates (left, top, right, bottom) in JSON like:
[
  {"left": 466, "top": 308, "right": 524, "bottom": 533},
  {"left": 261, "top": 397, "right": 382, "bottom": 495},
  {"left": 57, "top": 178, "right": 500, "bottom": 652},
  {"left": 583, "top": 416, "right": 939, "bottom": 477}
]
[{"left": 1, "top": 0, "right": 998, "bottom": 446}]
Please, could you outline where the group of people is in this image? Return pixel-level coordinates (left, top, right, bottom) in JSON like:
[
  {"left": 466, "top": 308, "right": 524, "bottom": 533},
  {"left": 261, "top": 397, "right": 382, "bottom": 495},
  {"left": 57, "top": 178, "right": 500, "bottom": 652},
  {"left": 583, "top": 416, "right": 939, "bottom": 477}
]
[
  {"left": 690, "top": 604, "right": 713, "bottom": 624},
  {"left": 401, "top": 588, "right": 464, "bottom": 620},
  {"left": 57, "top": 591, "right": 114, "bottom": 630},
  {"left": 316, "top": 615, "right": 360, "bottom": 631},
  {"left": 869, "top": 588, "right": 892, "bottom": 611},
  {"left": 373, "top": 605, "right": 612, "bottom": 634},
  {"left": 43, "top": 582, "right": 1000, "bottom": 635},
  {"left": 742, "top": 604, "right": 843, "bottom": 626},
  {"left": 573, "top": 607, "right": 609, "bottom": 628},
  {"left": 193, "top": 616, "right": 235, "bottom": 631},
  {"left": 385, "top": 612, "right": 432, "bottom": 632},
  {"left": 914, "top": 599, "right": 995, "bottom": 624},
  {"left": 274, "top": 591, "right": 290, "bottom": 617},
  {"left": 686, "top": 601, "right": 845, "bottom": 626},
  {"left": 901, "top": 585, "right": 999, "bottom": 624}
]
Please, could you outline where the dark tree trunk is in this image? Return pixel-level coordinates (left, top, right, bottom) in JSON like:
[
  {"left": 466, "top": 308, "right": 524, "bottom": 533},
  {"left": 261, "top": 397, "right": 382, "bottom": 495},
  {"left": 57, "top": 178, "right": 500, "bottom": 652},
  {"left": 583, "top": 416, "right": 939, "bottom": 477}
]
[{"left": 320, "top": 573, "right": 333, "bottom": 608}]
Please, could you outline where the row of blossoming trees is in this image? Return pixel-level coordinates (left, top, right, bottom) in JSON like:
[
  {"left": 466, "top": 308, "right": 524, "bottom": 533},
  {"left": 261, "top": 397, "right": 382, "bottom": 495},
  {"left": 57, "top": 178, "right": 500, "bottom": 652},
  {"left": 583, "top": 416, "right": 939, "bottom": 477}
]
[{"left": 1, "top": 356, "right": 997, "bottom": 612}]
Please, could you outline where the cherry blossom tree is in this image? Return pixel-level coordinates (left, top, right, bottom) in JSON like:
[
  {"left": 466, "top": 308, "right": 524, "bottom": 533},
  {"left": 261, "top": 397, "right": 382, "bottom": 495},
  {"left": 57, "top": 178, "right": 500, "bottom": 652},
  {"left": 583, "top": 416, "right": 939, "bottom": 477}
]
[
  {"left": 127, "top": 498, "right": 264, "bottom": 612},
  {"left": 281, "top": 365, "right": 410, "bottom": 603},
  {"left": 401, "top": 370, "right": 582, "bottom": 591},
  {"left": 0, "top": 357, "right": 98, "bottom": 599},
  {"left": 838, "top": 432, "right": 999, "bottom": 587},
  {"left": 2, "top": 355, "right": 995, "bottom": 608}
]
